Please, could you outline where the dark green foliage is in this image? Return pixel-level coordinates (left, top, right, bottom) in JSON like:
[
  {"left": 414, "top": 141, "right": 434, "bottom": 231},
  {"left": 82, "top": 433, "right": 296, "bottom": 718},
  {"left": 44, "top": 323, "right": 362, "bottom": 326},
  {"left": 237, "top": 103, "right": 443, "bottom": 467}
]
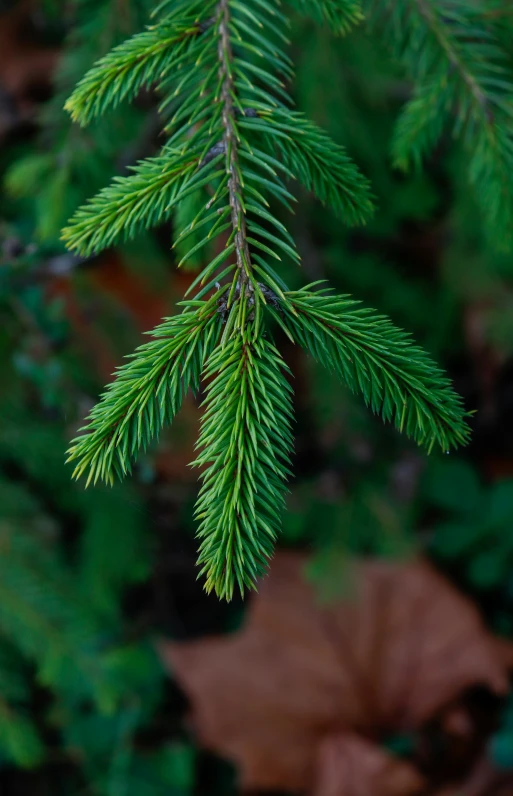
[
  {"left": 426, "top": 459, "right": 513, "bottom": 590},
  {"left": 370, "top": 0, "right": 513, "bottom": 247},
  {"left": 491, "top": 698, "right": 513, "bottom": 771},
  {"left": 0, "top": 643, "right": 44, "bottom": 768},
  {"left": 4, "top": 0, "right": 154, "bottom": 241},
  {"left": 288, "top": 0, "right": 364, "bottom": 34},
  {"left": 0, "top": 272, "right": 180, "bottom": 789}
]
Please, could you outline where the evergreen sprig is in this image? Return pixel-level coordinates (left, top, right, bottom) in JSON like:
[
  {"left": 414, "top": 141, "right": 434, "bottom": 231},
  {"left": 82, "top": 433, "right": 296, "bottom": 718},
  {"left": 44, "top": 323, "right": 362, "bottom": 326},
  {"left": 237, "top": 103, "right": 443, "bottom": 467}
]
[
  {"left": 277, "top": 286, "right": 470, "bottom": 452},
  {"left": 64, "top": 0, "right": 471, "bottom": 598},
  {"left": 193, "top": 333, "right": 294, "bottom": 600},
  {"left": 369, "top": 0, "right": 513, "bottom": 247},
  {"left": 67, "top": 298, "right": 221, "bottom": 485},
  {"left": 65, "top": 0, "right": 217, "bottom": 124},
  {"left": 288, "top": 0, "right": 364, "bottom": 34},
  {"left": 61, "top": 147, "right": 223, "bottom": 256},
  {"left": 242, "top": 109, "right": 375, "bottom": 224}
]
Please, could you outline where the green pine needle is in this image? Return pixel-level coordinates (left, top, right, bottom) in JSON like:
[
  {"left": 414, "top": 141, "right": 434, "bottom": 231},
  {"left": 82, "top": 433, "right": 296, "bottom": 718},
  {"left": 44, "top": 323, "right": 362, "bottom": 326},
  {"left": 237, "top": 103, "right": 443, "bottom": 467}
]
[
  {"left": 64, "top": 1, "right": 216, "bottom": 126},
  {"left": 192, "top": 331, "right": 294, "bottom": 600},
  {"left": 241, "top": 109, "right": 376, "bottom": 224},
  {"left": 61, "top": 147, "right": 223, "bottom": 256},
  {"left": 288, "top": 0, "right": 364, "bottom": 34},
  {"left": 372, "top": 0, "right": 513, "bottom": 248},
  {"left": 278, "top": 286, "right": 470, "bottom": 452},
  {"left": 67, "top": 299, "right": 220, "bottom": 485}
]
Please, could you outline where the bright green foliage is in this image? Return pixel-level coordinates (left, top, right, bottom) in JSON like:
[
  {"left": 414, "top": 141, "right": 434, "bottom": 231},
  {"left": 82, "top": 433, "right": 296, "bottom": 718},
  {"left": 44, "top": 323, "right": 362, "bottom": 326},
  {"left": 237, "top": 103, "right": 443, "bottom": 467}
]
[
  {"left": 64, "top": 1, "right": 214, "bottom": 125},
  {"left": 193, "top": 333, "right": 293, "bottom": 600},
  {"left": 63, "top": 0, "right": 472, "bottom": 599},
  {"left": 370, "top": 0, "right": 513, "bottom": 247},
  {"left": 278, "top": 286, "right": 470, "bottom": 452},
  {"left": 68, "top": 298, "right": 221, "bottom": 485},
  {"left": 61, "top": 146, "right": 221, "bottom": 256}
]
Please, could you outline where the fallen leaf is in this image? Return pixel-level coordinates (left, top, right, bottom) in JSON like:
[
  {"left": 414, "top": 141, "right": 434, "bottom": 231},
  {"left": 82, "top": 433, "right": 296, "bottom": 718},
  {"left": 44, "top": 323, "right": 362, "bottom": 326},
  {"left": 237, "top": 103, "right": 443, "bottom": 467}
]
[
  {"left": 494, "top": 636, "right": 513, "bottom": 670},
  {"left": 440, "top": 706, "right": 474, "bottom": 741},
  {"left": 162, "top": 552, "right": 509, "bottom": 791},
  {"left": 313, "top": 734, "right": 424, "bottom": 796},
  {"left": 84, "top": 251, "right": 171, "bottom": 332}
]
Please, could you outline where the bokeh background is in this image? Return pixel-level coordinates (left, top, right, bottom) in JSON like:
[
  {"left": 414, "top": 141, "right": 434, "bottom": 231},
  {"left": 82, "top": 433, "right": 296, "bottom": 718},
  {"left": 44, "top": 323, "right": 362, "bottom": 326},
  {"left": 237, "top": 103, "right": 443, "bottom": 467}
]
[{"left": 2, "top": 1, "right": 513, "bottom": 794}]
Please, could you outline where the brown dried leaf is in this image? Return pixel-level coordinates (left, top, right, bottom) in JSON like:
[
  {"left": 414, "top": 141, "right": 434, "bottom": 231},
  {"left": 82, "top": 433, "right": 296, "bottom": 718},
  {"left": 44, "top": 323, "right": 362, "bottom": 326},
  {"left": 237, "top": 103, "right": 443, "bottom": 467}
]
[
  {"left": 314, "top": 734, "right": 424, "bottom": 796},
  {"left": 162, "top": 553, "right": 509, "bottom": 791},
  {"left": 493, "top": 636, "right": 513, "bottom": 670}
]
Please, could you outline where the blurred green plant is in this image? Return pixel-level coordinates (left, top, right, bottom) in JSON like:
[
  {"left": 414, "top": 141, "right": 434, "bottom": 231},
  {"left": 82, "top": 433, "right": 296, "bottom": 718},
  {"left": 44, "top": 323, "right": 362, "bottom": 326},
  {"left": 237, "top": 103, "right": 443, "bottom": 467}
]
[{"left": 425, "top": 459, "right": 513, "bottom": 592}]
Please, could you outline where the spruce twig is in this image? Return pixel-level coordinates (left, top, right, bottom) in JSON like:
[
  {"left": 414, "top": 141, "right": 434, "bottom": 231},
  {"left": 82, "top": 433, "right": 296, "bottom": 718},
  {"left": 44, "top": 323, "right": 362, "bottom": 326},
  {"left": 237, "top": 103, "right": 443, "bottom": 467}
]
[{"left": 64, "top": 0, "right": 471, "bottom": 599}]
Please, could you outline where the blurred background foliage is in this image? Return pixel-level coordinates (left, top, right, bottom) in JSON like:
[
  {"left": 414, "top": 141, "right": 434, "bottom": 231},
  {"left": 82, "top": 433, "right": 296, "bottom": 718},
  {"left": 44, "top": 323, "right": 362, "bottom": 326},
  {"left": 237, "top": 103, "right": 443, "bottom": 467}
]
[{"left": 2, "top": 1, "right": 513, "bottom": 794}]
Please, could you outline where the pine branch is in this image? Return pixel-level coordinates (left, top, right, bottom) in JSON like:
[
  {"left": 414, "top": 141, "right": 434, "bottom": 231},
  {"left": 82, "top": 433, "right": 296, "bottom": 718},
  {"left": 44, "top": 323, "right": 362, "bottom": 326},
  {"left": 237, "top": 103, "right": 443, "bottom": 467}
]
[
  {"left": 64, "top": 4, "right": 215, "bottom": 125},
  {"left": 277, "top": 286, "right": 470, "bottom": 452},
  {"left": 370, "top": 0, "right": 513, "bottom": 246},
  {"left": 61, "top": 147, "right": 221, "bottom": 256},
  {"left": 192, "top": 332, "right": 293, "bottom": 600},
  {"left": 67, "top": 299, "right": 220, "bottom": 485},
  {"left": 287, "top": 0, "right": 364, "bottom": 34},
  {"left": 218, "top": 0, "right": 254, "bottom": 288},
  {"left": 240, "top": 108, "right": 375, "bottom": 224},
  {"left": 62, "top": 0, "right": 471, "bottom": 599}
]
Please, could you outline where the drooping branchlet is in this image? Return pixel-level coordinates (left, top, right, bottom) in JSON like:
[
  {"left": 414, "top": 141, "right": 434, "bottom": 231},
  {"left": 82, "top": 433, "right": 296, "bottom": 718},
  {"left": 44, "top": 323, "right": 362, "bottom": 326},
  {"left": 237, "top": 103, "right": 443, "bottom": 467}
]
[{"left": 63, "top": 0, "right": 471, "bottom": 600}]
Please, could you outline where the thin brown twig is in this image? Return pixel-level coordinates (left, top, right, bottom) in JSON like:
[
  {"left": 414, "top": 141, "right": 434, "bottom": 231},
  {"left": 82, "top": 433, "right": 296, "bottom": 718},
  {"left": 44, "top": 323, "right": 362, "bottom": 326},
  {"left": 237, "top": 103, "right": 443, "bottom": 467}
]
[{"left": 216, "top": 0, "right": 253, "bottom": 294}]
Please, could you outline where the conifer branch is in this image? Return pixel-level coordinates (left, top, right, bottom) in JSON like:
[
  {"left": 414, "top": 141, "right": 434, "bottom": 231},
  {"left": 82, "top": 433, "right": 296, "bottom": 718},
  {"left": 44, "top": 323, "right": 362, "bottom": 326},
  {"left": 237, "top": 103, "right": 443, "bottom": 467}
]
[
  {"left": 217, "top": 0, "right": 253, "bottom": 288},
  {"left": 277, "top": 286, "right": 470, "bottom": 452},
  {"left": 370, "top": 0, "right": 513, "bottom": 245},
  {"left": 240, "top": 109, "right": 375, "bottom": 224},
  {"left": 64, "top": 1, "right": 216, "bottom": 126},
  {"left": 63, "top": 0, "right": 472, "bottom": 600},
  {"left": 287, "top": 0, "right": 364, "bottom": 34},
  {"left": 61, "top": 147, "right": 223, "bottom": 256},
  {"left": 192, "top": 334, "right": 293, "bottom": 600},
  {"left": 67, "top": 299, "right": 220, "bottom": 485}
]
